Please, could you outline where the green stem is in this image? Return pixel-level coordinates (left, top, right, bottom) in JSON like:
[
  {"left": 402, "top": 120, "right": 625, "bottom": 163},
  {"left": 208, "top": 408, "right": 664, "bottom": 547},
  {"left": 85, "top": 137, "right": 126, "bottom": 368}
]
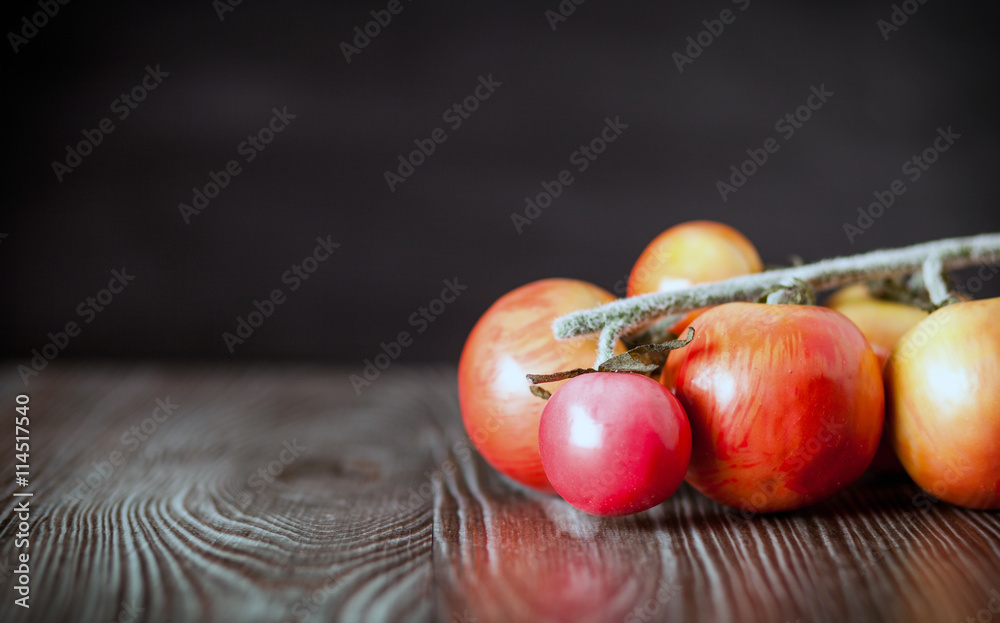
[{"left": 552, "top": 233, "right": 1000, "bottom": 365}]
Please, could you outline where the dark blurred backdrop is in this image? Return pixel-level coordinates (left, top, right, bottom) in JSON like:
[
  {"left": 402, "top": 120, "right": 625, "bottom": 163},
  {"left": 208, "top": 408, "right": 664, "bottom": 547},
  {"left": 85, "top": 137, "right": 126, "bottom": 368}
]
[{"left": 3, "top": 0, "right": 999, "bottom": 365}]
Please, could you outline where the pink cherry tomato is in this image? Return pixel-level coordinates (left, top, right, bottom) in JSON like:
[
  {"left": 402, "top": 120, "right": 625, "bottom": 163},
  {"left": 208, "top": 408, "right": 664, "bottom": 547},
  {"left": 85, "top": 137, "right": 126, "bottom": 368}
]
[{"left": 538, "top": 372, "right": 692, "bottom": 516}]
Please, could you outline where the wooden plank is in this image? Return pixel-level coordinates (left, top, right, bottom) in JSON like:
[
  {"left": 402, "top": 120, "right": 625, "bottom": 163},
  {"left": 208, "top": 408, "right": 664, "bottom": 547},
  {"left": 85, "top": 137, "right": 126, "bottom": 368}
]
[
  {"left": 430, "top": 385, "right": 1000, "bottom": 623},
  {"left": 0, "top": 364, "right": 457, "bottom": 623},
  {"left": 2, "top": 365, "right": 999, "bottom": 623}
]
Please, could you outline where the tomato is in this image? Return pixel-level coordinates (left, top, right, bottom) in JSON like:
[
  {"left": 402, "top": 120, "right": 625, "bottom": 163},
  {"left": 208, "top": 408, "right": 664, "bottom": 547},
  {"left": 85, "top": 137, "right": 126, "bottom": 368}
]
[
  {"left": 659, "top": 308, "right": 708, "bottom": 392},
  {"left": 538, "top": 372, "right": 691, "bottom": 516},
  {"left": 884, "top": 298, "right": 1000, "bottom": 509},
  {"left": 826, "top": 282, "right": 969, "bottom": 310},
  {"left": 827, "top": 292, "right": 930, "bottom": 366},
  {"left": 458, "top": 279, "right": 623, "bottom": 493},
  {"left": 670, "top": 303, "right": 884, "bottom": 513},
  {"left": 826, "top": 287, "right": 929, "bottom": 472},
  {"left": 823, "top": 283, "right": 875, "bottom": 307},
  {"left": 626, "top": 221, "right": 763, "bottom": 297},
  {"left": 628, "top": 220, "right": 763, "bottom": 354}
]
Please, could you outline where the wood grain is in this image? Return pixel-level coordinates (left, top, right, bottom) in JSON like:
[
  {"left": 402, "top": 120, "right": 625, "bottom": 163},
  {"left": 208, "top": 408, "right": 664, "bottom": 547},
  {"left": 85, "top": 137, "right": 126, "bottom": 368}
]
[{"left": 1, "top": 364, "right": 999, "bottom": 623}]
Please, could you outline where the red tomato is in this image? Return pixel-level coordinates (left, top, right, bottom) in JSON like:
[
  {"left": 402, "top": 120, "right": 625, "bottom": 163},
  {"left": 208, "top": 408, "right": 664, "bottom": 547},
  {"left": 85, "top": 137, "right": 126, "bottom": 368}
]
[
  {"left": 538, "top": 372, "right": 692, "bottom": 516},
  {"left": 458, "top": 279, "right": 622, "bottom": 493},
  {"left": 884, "top": 298, "right": 1000, "bottom": 509},
  {"left": 826, "top": 287, "right": 929, "bottom": 472},
  {"left": 627, "top": 220, "right": 763, "bottom": 297},
  {"left": 671, "top": 303, "right": 884, "bottom": 513}
]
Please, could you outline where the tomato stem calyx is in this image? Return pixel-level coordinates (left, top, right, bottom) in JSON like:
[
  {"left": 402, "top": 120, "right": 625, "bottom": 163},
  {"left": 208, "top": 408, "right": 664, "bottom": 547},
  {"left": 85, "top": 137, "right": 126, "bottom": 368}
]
[{"left": 527, "top": 328, "right": 695, "bottom": 399}]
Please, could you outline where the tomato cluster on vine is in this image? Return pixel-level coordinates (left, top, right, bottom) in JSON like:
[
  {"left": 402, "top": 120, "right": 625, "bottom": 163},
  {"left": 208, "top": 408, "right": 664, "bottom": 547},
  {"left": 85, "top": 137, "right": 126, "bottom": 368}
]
[{"left": 458, "top": 221, "right": 1000, "bottom": 516}]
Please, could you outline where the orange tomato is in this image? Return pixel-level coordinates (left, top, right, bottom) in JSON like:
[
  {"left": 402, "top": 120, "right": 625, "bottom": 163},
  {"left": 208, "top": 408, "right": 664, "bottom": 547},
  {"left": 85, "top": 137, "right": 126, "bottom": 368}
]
[
  {"left": 884, "top": 298, "right": 1000, "bottom": 509},
  {"left": 627, "top": 221, "right": 763, "bottom": 297},
  {"left": 827, "top": 286, "right": 929, "bottom": 472}
]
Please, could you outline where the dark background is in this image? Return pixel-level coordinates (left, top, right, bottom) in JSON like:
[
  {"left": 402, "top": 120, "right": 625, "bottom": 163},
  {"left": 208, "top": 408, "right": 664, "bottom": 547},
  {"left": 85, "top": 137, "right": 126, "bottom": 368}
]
[{"left": 3, "top": 0, "right": 999, "bottom": 365}]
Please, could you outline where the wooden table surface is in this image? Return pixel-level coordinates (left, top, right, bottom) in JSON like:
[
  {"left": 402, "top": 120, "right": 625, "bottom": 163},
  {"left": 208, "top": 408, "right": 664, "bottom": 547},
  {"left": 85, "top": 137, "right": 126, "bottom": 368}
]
[{"left": 1, "top": 364, "right": 999, "bottom": 623}]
